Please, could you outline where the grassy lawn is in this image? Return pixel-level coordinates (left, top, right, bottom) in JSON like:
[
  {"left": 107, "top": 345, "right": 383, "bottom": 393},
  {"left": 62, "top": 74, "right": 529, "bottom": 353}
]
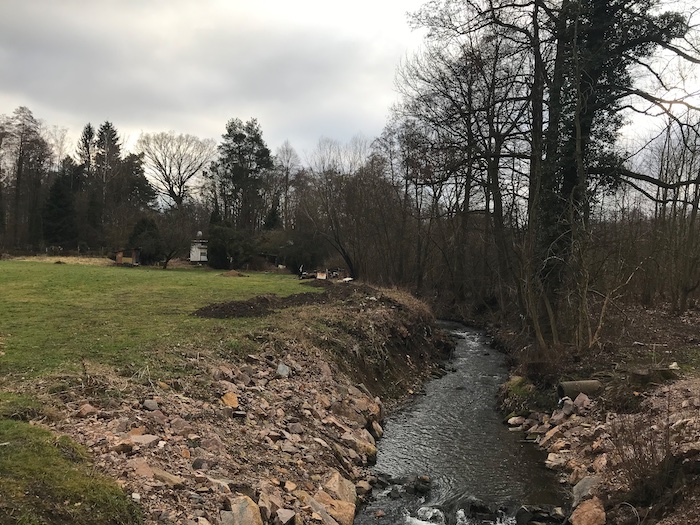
[{"left": 0, "top": 260, "right": 308, "bottom": 377}]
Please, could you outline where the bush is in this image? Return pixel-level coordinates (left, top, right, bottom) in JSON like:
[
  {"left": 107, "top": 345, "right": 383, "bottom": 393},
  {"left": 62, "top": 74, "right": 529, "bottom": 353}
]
[
  {"left": 128, "top": 217, "right": 163, "bottom": 265},
  {"left": 207, "top": 224, "right": 255, "bottom": 270}
]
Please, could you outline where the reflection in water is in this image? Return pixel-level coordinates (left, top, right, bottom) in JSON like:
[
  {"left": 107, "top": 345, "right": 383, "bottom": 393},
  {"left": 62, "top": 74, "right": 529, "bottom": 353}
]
[{"left": 355, "top": 327, "right": 563, "bottom": 524}]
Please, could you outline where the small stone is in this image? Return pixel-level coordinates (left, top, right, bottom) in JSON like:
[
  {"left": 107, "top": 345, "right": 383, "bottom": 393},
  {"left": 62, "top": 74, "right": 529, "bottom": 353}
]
[
  {"left": 127, "top": 426, "right": 146, "bottom": 436},
  {"left": 574, "top": 393, "right": 591, "bottom": 410},
  {"left": 131, "top": 492, "right": 141, "bottom": 503},
  {"left": 370, "top": 421, "right": 384, "bottom": 439},
  {"left": 143, "top": 399, "right": 159, "bottom": 411},
  {"left": 76, "top": 403, "right": 98, "bottom": 418},
  {"left": 112, "top": 440, "right": 134, "bottom": 454},
  {"left": 287, "top": 422, "right": 304, "bottom": 434},
  {"left": 355, "top": 480, "right": 372, "bottom": 495},
  {"left": 276, "top": 508, "right": 296, "bottom": 524},
  {"left": 152, "top": 467, "right": 186, "bottom": 488},
  {"left": 130, "top": 434, "right": 160, "bottom": 448},
  {"left": 276, "top": 363, "right": 291, "bottom": 378},
  {"left": 284, "top": 481, "right": 297, "bottom": 492},
  {"left": 561, "top": 398, "right": 576, "bottom": 416},
  {"left": 192, "top": 458, "right": 209, "bottom": 470},
  {"left": 221, "top": 391, "right": 239, "bottom": 408},
  {"left": 128, "top": 457, "right": 154, "bottom": 478},
  {"left": 508, "top": 416, "right": 526, "bottom": 426}
]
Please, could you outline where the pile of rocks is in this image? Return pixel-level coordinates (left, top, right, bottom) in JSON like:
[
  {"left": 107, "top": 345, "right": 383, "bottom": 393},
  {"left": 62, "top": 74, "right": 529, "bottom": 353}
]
[
  {"left": 506, "top": 377, "right": 700, "bottom": 525},
  {"left": 44, "top": 352, "right": 397, "bottom": 524}
]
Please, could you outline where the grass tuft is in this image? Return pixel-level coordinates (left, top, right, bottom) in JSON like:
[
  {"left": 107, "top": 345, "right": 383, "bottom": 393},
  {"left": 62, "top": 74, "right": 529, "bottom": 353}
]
[{"left": 0, "top": 420, "right": 142, "bottom": 524}]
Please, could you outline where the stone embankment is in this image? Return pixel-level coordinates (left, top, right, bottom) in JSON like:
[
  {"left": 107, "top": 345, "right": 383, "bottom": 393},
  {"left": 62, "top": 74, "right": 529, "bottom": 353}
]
[
  {"left": 38, "top": 285, "right": 451, "bottom": 525},
  {"left": 504, "top": 376, "right": 700, "bottom": 525}
]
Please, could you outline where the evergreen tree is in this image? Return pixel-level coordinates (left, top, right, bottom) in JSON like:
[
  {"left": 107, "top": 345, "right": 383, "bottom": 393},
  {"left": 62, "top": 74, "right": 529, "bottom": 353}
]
[
  {"left": 207, "top": 118, "right": 273, "bottom": 232},
  {"left": 43, "top": 173, "right": 77, "bottom": 247}
]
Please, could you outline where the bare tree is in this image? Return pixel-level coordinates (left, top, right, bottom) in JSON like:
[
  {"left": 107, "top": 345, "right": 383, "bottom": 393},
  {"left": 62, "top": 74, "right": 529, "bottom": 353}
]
[
  {"left": 275, "top": 140, "right": 301, "bottom": 229},
  {"left": 136, "top": 131, "right": 216, "bottom": 209}
]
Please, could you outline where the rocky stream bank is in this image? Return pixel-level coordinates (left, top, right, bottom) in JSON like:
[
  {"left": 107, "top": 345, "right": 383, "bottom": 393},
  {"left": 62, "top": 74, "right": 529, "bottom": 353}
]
[{"left": 22, "top": 282, "right": 453, "bottom": 525}]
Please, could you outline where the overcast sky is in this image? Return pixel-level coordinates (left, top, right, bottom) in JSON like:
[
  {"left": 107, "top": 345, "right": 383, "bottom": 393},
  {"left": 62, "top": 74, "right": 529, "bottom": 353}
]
[{"left": 0, "top": 0, "right": 427, "bottom": 158}]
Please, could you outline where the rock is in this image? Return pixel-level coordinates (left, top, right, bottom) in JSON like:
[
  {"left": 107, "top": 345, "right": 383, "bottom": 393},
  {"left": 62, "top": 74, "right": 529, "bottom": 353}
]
[
  {"left": 295, "top": 490, "right": 341, "bottom": 525},
  {"left": 258, "top": 491, "right": 284, "bottom": 522},
  {"left": 275, "top": 508, "right": 296, "bottom": 525},
  {"left": 515, "top": 506, "right": 533, "bottom": 525},
  {"left": 76, "top": 403, "right": 98, "bottom": 418},
  {"left": 324, "top": 470, "right": 357, "bottom": 504},
  {"left": 314, "top": 490, "right": 355, "bottom": 525},
  {"left": 128, "top": 457, "right": 154, "bottom": 478},
  {"left": 130, "top": 434, "right": 160, "bottom": 448},
  {"left": 284, "top": 481, "right": 297, "bottom": 492},
  {"left": 351, "top": 394, "right": 381, "bottom": 422},
  {"left": 574, "top": 393, "right": 591, "bottom": 410},
  {"left": 545, "top": 452, "right": 567, "bottom": 469},
  {"left": 572, "top": 476, "right": 601, "bottom": 508},
  {"left": 561, "top": 397, "right": 576, "bottom": 416},
  {"left": 287, "top": 422, "right": 304, "bottom": 434},
  {"left": 220, "top": 495, "right": 263, "bottom": 525},
  {"left": 539, "top": 426, "right": 562, "bottom": 449},
  {"left": 355, "top": 480, "right": 372, "bottom": 495},
  {"left": 570, "top": 496, "right": 605, "bottom": 525},
  {"left": 508, "top": 416, "right": 526, "bottom": 426},
  {"left": 200, "top": 434, "right": 225, "bottom": 453},
  {"left": 277, "top": 363, "right": 291, "bottom": 378},
  {"left": 152, "top": 467, "right": 186, "bottom": 488},
  {"left": 550, "top": 409, "right": 568, "bottom": 426},
  {"left": 111, "top": 440, "right": 134, "bottom": 453},
  {"left": 142, "top": 399, "right": 159, "bottom": 411},
  {"left": 370, "top": 421, "right": 384, "bottom": 439},
  {"left": 170, "top": 417, "right": 193, "bottom": 436},
  {"left": 340, "top": 431, "right": 377, "bottom": 463},
  {"left": 221, "top": 392, "right": 239, "bottom": 408}
]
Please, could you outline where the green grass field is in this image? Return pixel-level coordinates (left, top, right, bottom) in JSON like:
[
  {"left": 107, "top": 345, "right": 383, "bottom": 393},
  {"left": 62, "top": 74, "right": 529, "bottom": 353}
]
[{"left": 0, "top": 260, "right": 307, "bottom": 377}]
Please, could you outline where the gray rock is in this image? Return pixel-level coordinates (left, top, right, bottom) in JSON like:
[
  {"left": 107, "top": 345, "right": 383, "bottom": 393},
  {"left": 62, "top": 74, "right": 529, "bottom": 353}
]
[
  {"left": 142, "top": 399, "right": 159, "bottom": 411},
  {"left": 574, "top": 393, "right": 591, "bottom": 410},
  {"left": 130, "top": 434, "right": 160, "bottom": 447},
  {"left": 287, "top": 422, "right": 304, "bottom": 434},
  {"left": 276, "top": 363, "right": 291, "bottom": 378},
  {"left": 562, "top": 397, "right": 576, "bottom": 416},
  {"left": 275, "top": 508, "right": 296, "bottom": 525},
  {"left": 573, "top": 476, "right": 600, "bottom": 508}
]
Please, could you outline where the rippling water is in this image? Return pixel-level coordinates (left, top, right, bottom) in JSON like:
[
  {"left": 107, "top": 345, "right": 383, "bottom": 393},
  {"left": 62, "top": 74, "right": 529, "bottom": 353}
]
[{"left": 355, "top": 325, "right": 564, "bottom": 524}]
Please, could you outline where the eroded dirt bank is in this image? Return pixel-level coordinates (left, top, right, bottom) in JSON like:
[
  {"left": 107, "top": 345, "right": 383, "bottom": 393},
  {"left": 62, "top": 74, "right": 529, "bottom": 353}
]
[{"left": 23, "top": 282, "right": 453, "bottom": 525}]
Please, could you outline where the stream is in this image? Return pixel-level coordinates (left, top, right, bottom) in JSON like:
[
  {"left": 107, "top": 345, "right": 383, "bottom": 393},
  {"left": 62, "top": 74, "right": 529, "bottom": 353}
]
[{"left": 354, "top": 324, "right": 565, "bottom": 525}]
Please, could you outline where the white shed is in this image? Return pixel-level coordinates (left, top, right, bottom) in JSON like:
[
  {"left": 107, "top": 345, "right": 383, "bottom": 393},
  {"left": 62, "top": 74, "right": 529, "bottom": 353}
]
[{"left": 190, "top": 239, "right": 208, "bottom": 263}]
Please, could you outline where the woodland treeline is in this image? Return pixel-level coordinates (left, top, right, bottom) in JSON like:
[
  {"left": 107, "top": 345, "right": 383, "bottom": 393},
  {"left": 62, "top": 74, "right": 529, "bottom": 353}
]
[{"left": 1, "top": 0, "right": 699, "bottom": 351}]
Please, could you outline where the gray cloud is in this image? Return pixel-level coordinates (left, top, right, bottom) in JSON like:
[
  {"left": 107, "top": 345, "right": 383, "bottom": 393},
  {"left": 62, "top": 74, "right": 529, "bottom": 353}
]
[{"left": 0, "top": 0, "right": 425, "bottom": 154}]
